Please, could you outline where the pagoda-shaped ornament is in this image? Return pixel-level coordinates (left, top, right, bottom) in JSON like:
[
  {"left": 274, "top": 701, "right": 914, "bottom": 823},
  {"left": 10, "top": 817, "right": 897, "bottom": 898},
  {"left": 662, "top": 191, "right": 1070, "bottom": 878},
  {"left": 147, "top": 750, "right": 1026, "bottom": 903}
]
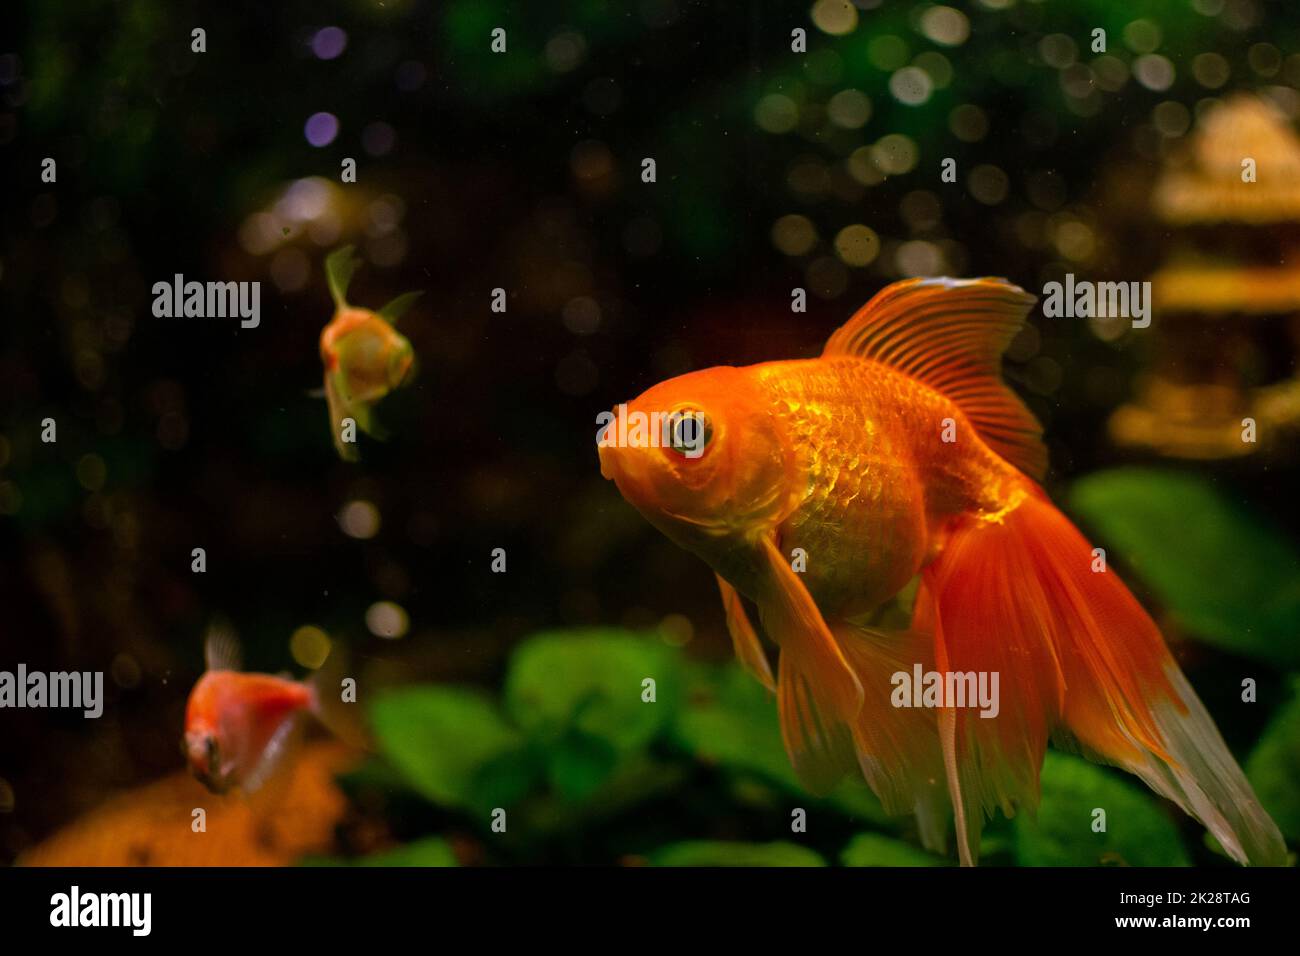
[{"left": 1109, "top": 94, "right": 1300, "bottom": 458}]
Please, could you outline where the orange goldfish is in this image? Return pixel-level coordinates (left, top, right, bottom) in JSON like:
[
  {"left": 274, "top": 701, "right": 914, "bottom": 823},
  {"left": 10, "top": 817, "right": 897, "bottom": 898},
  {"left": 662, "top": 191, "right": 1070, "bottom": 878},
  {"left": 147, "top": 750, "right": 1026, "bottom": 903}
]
[
  {"left": 319, "top": 245, "right": 420, "bottom": 461},
  {"left": 183, "top": 628, "right": 323, "bottom": 795},
  {"left": 598, "top": 277, "right": 1286, "bottom": 866}
]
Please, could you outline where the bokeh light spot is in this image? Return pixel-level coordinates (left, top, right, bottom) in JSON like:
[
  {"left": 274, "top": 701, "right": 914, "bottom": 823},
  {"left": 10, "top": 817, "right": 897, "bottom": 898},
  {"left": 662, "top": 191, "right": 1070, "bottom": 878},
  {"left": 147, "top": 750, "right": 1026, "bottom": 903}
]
[
  {"left": 304, "top": 111, "right": 340, "bottom": 147},
  {"left": 290, "top": 625, "right": 332, "bottom": 669},
  {"left": 339, "top": 499, "right": 381, "bottom": 539},
  {"left": 311, "top": 27, "right": 348, "bottom": 60},
  {"left": 771, "top": 214, "right": 818, "bottom": 256},
  {"left": 834, "top": 224, "right": 880, "bottom": 267},
  {"left": 366, "top": 602, "right": 409, "bottom": 640},
  {"left": 811, "top": 0, "right": 858, "bottom": 36}
]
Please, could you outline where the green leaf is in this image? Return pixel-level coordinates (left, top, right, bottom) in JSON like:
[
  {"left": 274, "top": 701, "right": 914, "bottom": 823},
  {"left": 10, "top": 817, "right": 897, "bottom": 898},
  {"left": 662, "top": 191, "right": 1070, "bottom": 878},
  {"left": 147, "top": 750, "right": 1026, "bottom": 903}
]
[
  {"left": 354, "top": 837, "right": 459, "bottom": 867},
  {"left": 517, "top": 754, "right": 688, "bottom": 837},
  {"left": 647, "top": 840, "right": 826, "bottom": 867},
  {"left": 672, "top": 664, "right": 795, "bottom": 784},
  {"left": 546, "top": 732, "right": 620, "bottom": 802},
  {"left": 1015, "top": 752, "right": 1191, "bottom": 867},
  {"left": 301, "top": 837, "right": 459, "bottom": 868},
  {"left": 1069, "top": 468, "right": 1300, "bottom": 667},
  {"left": 841, "top": 833, "right": 946, "bottom": 867},
  {"left": 1245, "top": 680, "right": 1300, "bottom": 842},
  {"left": 324, "top": 244, "right": 360, "bottom": 308},
  {"left": 377, "top": 290, "right": 423, "bottom": 324},
  {"left": 504, "top": 629, "right": 679, "bottom": 754},
  {"left": 369, "top": 686, "right": 537, "bottom": 813},
  {"left": 671, "top": 663, "right": 891, "bottom": 825}
]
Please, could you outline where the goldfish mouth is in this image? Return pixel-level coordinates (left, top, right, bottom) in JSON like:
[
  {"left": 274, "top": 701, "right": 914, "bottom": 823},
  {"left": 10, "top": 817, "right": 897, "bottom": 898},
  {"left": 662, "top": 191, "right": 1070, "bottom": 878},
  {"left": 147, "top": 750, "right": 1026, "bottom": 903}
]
[
  {"left": 189, "top": 764, "right": 229, "bottom": 795},
  {"left": 597, "top": 441, "right": 617, "bottom": 481}
]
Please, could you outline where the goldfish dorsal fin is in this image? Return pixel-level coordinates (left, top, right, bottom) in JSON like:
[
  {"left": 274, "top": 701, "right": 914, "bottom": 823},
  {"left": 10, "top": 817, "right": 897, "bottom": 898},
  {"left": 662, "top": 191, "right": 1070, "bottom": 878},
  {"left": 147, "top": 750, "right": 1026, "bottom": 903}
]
[
  {"left": 325, "top": 245, "right": 360, "bottom": 309},
  {"left": 823, "top": 277, "right": 1048, "bottom": 480},
  {"left": 204, "top": 620, "right": 243, "bottom": 672}
]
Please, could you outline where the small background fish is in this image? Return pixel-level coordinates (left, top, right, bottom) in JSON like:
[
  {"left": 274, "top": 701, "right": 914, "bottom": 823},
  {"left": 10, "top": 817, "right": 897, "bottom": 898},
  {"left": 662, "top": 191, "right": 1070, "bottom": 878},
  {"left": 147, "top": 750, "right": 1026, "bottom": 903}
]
[
  {"left": 319, "top": 245, "right": 421, "bottom": 461},
  {"left": 183, "top": 623, "right": 357, "bottom": 797}
]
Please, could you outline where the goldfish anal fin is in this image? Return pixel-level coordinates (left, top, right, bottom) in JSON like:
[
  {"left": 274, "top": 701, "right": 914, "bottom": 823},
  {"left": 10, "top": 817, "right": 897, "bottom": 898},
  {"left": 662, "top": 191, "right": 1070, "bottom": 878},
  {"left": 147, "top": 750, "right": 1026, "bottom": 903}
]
[
  {"left": 832, "top": 621, "right": 950, "bottom": 853},
  {"left": 377, "top": 290, "right": 423, "bottom": 325},
  {"left": 324, "top": 245, "right": 360, "bottom": 310},
  {"left": 776, "top": 652, "right": 857, "bottom": 794},
  {"left": 204, "top": 620, "right": 243, "bottom": 672},
  {"left": 823, "top": 277, "right": 1048, "bottom": 481},
  {"left": 715, "top": 574, "right": 775, "bottom": 692},
  {"left": 325, "top": 371, "right": 362, "bottom": 462}
]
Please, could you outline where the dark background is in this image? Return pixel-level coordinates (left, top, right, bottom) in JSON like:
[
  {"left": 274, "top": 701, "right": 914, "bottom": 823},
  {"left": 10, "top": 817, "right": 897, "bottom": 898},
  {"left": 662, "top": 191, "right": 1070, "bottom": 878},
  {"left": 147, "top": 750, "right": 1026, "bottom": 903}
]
[{"left": 2, "top": 0, "right": 1299, "bottom": 865}]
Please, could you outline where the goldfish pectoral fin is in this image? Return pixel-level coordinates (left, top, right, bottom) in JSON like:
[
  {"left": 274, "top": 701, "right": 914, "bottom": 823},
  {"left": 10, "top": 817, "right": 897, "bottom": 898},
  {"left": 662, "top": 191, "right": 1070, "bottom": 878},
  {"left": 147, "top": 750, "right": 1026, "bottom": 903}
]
[
  {"left": 203, "top": 619, "right": 243, "bottom": 672},
  {"left": 757, "top": 534, "right": 862, "bottom": 723},
  {"left": 325, "top": 373, "right": 362, "bottom": 461},
  {"left": 377, "top": 290, "right": 423, "bottom": 324},
  {"left": 324, "top": 245, "right": 360, "bottom": 309},
  {"left": 755, "top": 534, "right": 863, "bottom": 794},
  {"left": 243, "top": 716, "right": 304, "bottom": 801},
  {"left": 777, "top": 652, "right": 858, "bottom": 794},
  {"left": 822, "top": 277, "right": 1047, "bottom": 480},
  {"left": 715, "top": 574, "right": 775, "bottom": 692},
  {"left": 305, "top": 386, "right": 327, "bottom": 399},
  {"left": 921, "top": 487, "right": 1288, "bottom": 867}
]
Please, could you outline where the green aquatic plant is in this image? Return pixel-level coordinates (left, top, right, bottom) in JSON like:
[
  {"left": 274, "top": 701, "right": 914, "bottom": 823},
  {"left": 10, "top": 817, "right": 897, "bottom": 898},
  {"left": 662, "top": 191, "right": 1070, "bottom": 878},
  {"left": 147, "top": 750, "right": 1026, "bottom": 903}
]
[{"left": 316, "top": 611, "right": 1295, "bottom": 866}]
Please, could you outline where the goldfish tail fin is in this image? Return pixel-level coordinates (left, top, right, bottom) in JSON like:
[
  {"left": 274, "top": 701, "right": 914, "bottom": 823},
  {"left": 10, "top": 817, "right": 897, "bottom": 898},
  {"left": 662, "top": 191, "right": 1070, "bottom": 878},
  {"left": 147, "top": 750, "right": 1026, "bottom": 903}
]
[
  {"left": 918, "top": 486, "right": 1287, "bottom": 866},
  {"left": 833, "top": 621, "right": 951, "bottom": 855},
  {"left": 306, "top": 646, "right": 370, "bottom": 752}
]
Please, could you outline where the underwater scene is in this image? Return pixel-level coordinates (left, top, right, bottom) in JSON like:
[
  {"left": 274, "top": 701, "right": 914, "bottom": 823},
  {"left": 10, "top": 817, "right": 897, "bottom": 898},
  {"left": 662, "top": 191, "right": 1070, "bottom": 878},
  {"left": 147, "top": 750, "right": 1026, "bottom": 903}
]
[{"left": 3, "top": 0, "right": 1300, "bottom": 893}]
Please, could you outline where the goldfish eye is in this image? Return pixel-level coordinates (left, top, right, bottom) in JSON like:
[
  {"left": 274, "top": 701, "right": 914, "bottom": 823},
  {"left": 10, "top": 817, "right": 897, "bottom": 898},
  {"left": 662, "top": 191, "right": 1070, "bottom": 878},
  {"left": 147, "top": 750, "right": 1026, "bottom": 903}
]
[
  {"left": 669, "top": 409, "right": 712, "bottom": 459},
  {"left": 206, "top": 736, "right": 219, "bottom": 770}
]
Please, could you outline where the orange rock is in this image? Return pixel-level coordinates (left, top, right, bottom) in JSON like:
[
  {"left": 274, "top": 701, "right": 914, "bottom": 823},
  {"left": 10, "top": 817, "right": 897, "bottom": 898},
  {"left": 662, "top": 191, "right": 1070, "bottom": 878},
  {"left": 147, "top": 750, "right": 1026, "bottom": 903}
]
[{"left": 20, "top": 742, "right": 356, "bottom": 867}]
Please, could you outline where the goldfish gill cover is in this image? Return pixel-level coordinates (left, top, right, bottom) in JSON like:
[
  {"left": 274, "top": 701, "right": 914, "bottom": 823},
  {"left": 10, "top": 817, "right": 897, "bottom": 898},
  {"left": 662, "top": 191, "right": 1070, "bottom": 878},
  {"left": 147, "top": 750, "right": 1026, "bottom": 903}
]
[{"left": 1, "top": 0, "right": 1299, "bottom": 943}]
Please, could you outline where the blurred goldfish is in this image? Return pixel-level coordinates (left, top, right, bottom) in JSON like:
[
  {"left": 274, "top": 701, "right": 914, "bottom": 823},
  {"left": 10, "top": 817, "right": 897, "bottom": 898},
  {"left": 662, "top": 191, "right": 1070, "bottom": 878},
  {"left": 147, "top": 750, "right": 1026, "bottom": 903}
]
[
  {"left": 598, "top": 277, "right": 1286, "bottom": 866},
  {"left": 183, "top": 626, "right": 341, "bottom": 795},
  {"left": 319, "top": 245, "right": 420, "bottom": 461}
]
